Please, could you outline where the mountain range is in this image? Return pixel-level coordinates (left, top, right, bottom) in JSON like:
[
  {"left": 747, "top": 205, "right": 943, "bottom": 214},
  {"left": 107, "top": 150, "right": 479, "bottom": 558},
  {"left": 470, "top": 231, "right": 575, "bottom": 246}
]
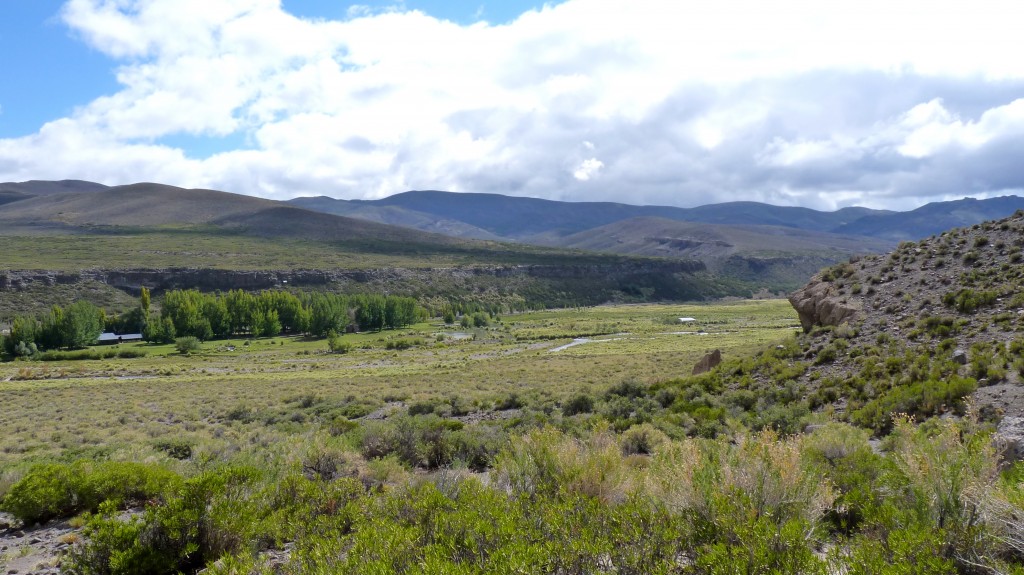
[
  {"left": 288, "top": 190, "right": 1024, "bottom": 244},
  {"left": 3, "top": 180, "right": 1024, "bottom": 296}
]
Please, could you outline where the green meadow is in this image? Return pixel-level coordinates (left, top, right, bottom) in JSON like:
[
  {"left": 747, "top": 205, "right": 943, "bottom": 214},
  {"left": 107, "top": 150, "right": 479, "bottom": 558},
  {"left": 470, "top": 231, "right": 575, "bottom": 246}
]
[{"left": 0, "top": 300, "right": 797, "bottom": 471}]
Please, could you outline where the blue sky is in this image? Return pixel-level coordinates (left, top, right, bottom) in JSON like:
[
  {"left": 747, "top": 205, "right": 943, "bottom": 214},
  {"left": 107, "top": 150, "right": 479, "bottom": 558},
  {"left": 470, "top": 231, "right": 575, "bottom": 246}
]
[
  {"left": 0, "top": 1, "right": 542, "bottom": 138},
  {"left": 0, "top": 1, "right": 116, "bottom": 137},
  {"left": 1, "top": 0, "right": 1023, "bottom": 210}
]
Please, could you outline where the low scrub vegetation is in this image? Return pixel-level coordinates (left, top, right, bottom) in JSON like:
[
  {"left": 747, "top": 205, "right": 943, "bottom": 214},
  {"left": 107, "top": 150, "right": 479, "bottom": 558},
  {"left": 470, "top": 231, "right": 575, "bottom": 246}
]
[
  {"left": 1, "top": 420, "right": 1020, "bottom": 574},
  {"left": 1, "top": 286, "right": 1023, "bottom": 573}
]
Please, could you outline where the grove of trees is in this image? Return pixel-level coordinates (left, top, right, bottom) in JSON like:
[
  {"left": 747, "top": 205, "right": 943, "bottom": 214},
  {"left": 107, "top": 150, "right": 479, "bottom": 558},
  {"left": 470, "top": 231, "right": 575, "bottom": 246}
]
[
  {"left": 1, "top": 289, "right": 426, "bottom": 354},
  {"left": 1, "top": 301, "right": 105, "bottom": 356},
  {"left": 150, "top": 289, "right": 422, "bottom": 342}
]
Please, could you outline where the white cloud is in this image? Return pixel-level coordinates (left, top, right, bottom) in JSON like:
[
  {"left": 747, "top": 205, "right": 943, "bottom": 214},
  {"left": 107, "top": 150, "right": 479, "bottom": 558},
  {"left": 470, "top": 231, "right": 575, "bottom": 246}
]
[
  {"left": 1, "top": 0, "right": 1024, "bottom": 210},
  {"left": 573, "top": 158, "right": 604, "bottom": 181}
]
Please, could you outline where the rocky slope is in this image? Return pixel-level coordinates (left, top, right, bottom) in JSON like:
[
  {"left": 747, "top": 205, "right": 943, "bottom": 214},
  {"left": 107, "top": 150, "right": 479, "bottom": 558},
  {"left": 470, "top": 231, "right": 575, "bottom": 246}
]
[
  {"left": 785, "top": 210, "right": 1024, "bottom": 438},
  {"left": 649, "top": 210, "right": 1024, "bottom": 456}
]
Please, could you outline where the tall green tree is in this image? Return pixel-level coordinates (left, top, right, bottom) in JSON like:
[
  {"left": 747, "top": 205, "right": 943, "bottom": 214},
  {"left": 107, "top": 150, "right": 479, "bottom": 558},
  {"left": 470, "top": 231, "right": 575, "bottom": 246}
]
[
  {"left": 66, "top": 301, "right": 105, "bottom": 349},
  {"left": 140, "top": 286, "right": 151, "bottom": 316},
  {"left": 3, "top": 316, "right": 39, "bottom": 356},
  {"left": 355, "top": 294, "right": 386, "bottom": 331},
  {"left": 225, "top": 289, "right": 256, "bottom": 335}
]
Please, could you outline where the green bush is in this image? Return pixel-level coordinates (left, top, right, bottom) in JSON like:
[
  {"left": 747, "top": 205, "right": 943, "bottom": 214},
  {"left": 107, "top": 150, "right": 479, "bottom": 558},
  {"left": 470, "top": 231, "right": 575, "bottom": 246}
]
[
  {"left": 153, "top": 438, "right": 194, "bottom": 460},
  {"left": 942, "top": 288, "right": 998, "bottom": 313},
  {"left": 385, "top": 338, "right": 422, "bottom": 350},
  {"left": 66, "top": 466, "right": 270, "bottom": 575},
  {"left": 494, "top": 393, "right": 524, "bottom": 411},
  {"left": 174, "top": 336, "right": 201, "bottom": 354},
  {"left": 326, "top": 330, "right": 352, "bottom": 354},
  {"left": 649, "top": 430, "right": 835, "bottom": 574},
  {"left": 358, "top": 416, "right": 474, "bottom": 469},
  {"left": 0, "top": 461, "right": 180, "bottom": 525},
  {"left": 562, "top": 393, "right": 595, "bottom": 416},
  {"left": 851, "top": 377, "right": 977, "bottom": 434},
  {"left": 407, "top": 401, "right": 435, "bottom": 416}
]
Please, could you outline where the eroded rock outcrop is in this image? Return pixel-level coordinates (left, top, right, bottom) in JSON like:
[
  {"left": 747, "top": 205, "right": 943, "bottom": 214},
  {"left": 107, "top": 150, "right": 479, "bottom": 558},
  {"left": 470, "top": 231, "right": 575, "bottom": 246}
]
[
  {"left": 788, "top": 275, "right": 861, "bottom": 332},
  {"left": 692, "top": 349, "right": 722, "bottom": 375}
]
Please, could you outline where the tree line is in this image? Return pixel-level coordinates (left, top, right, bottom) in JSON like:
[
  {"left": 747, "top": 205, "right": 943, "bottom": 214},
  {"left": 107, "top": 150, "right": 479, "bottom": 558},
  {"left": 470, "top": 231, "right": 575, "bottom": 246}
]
[
  {"left": 2, "top": 301, "right": 105, "bottom": 357},
  {"left": 147, "top": 289, "right": 423, "bottom": 342},
  {"left": 2, "top": 288, "right": 425, "bottom": 356}
]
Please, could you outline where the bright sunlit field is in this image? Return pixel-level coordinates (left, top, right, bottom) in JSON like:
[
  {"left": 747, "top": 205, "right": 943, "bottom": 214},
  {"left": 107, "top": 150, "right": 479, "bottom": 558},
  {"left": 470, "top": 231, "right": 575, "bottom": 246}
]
[{"left": 0, "top": 300, "right": 798, "bottom": 470}]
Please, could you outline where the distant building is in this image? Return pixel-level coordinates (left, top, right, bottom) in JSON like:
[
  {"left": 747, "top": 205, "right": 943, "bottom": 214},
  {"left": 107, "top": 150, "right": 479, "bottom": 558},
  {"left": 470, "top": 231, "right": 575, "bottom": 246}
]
[{"left": 97, "top": 332, "right": 144, "bottom": 345}]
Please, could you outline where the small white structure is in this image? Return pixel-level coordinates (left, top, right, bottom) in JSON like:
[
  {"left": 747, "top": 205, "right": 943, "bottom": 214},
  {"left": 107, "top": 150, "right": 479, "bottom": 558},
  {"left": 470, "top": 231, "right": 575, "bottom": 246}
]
[
  {"left": 678, "top": 317, "right": 697, "bottom": 323},
  {"left": 97, "top": 332, "right": 144, "bottom": 345}
]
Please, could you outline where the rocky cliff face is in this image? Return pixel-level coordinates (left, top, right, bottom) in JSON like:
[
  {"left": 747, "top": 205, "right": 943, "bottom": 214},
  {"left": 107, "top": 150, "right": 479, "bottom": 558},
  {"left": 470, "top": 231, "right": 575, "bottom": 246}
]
[
  {"left": 0, "top": 260, "right": 704, "bottom": 295},
  {"left": 0, "top": 260, "right": 711, "bottom": 322}
]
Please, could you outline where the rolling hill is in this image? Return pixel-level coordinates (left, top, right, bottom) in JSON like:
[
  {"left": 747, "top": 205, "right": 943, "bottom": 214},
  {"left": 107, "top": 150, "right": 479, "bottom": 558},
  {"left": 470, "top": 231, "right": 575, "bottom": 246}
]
[
  {"left": 833, "top": 196, "right": 1024, "bottom": 241},
  {"left": 290, "top": 190, "right": 1024, "bottom": 246},
  {"left": 0, "top": 182, "right": 478, "bottom": 249},
  {"left": 291, "top": 191, "right": 897, "bottom": 240},
  {"left": 0, "top": 182, "right": 725, "bottom": 317},
  {"left": 0, "top": 179, "right": 109, "bottom": 196},
  {"left": 6, "top": 179, "right": 1024, "bottom": 300}
]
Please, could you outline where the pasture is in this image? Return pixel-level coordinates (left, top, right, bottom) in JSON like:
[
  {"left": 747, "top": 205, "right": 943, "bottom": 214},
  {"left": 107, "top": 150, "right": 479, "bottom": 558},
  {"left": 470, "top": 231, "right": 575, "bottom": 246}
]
[{"left": 0, "top": 300, "right": 798, "bottom": 472}]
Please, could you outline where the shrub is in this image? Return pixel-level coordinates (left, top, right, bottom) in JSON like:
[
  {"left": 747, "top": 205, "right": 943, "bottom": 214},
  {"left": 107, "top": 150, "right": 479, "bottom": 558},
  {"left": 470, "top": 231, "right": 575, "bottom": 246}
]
[
  {"left": 942, "top": 289, "right": 999, "bottom": 313},
  {"left": 887, "top": 418, "right": 1018, "bottom": 571},
  {"left": 850, "top": 377, "right": 978, "bottom": 434},
  {"left": 174, "top": 336, "right": 201, "bottom": 354},
  {"left": 494, "top": 393, "right": 524, "bottom": 411},
  {"left": 0, "top": 461, "right": 180, "bottom": 525},
  {"left": 66, "top": 466, "right": 269, "bottom": 575},
  {"left": 620, "top": 423, "right": 668, "bottom": 455},
  {"left": 605, "top": 379, "right": 645, "bottom": 399},
  {"left": 326, "top": 331, "right": 352, "bottom": 354},
  {"left": 153, "top": 438, "right": 194, "bottom": 460},
  {"left": 407, "top": 401, "right": 435, "bottom": 416},
  {"left": 385, "top": 338, "right": 421, "bottom": 350},
  {"left": 494, "top": 426, "right": 635, "bottom": 503},
  {"left": 359, "top": 416, "right": 469, "bottom": 469},
  {"left": 562, "top": 393, "right": 595, "bottom": 416},
  {"left": 649, "top": 430, "right": 835, "bottom": 574}
]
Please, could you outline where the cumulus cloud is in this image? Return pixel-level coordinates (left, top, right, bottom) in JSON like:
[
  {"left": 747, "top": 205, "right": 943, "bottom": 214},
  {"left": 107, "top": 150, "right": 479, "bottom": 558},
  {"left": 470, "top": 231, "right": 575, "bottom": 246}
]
[
  {"left": 1, "top": 0, "right": 1023, "bottom": 209},
  {"left": 573, "top": 158, "right": 603, "bottom": 181}
]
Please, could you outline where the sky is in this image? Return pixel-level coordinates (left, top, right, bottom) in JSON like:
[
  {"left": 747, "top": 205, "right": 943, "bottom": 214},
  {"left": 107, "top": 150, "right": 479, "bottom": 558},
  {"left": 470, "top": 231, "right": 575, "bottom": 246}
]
[{"left": 1, "top": 1, "right": 1024, "bottom": 210}]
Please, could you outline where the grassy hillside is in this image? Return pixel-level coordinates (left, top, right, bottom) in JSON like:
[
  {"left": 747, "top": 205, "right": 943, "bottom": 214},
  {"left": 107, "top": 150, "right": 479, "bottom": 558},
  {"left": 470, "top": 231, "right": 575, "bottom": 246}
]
[
  {"left": 288, "top": 196, "right": 502, "bottom": 240},
  {"left": 0, "top": 184, "right": 650, "bottom": 269},
  {"left": 0, "top": 185, "right": 745, "bottom": 319},
  {"left": 0, "top": 179, "right": 108, "bottom": 196}
]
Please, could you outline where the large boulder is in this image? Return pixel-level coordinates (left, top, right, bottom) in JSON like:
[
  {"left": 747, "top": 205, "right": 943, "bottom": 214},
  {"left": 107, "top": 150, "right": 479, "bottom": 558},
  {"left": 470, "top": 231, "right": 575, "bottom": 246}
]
[
  {"left": 995, "top": 416, "right": 1024, "bottom": 463},
  {"left": 788, "top": 276, "right": 861, "bottom": 333},
  {"left": 692, "top": 349, "right": 722, "bottom": 375}
]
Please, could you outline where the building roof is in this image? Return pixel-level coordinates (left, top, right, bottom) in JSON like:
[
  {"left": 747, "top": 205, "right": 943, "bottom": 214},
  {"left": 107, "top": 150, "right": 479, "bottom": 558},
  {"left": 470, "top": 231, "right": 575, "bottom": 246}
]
[{"left": 97, "top": 332, "right": 144, "bottom": 342}]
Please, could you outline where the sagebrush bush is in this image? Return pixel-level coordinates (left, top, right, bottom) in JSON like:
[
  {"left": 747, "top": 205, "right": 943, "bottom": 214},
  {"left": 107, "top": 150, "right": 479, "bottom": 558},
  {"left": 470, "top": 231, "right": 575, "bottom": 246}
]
[
  {"left": 888, "top": 417, "right": 1013, "bottom": 571},
  {"left": 0, "top": 461, "right": 180, "bottom": 525},
  {"left": 494, "top": 426, "right": 636, "bottom": 503},
  {"left": 649, "top": 430, "right": 835, "bottom": 573}
]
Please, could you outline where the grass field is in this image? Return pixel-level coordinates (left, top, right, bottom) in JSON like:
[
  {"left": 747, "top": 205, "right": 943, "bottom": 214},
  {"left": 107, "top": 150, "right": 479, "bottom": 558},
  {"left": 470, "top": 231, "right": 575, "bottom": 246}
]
[{"left": 0, "top": 300, "right": 798, "bottom": 472}]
